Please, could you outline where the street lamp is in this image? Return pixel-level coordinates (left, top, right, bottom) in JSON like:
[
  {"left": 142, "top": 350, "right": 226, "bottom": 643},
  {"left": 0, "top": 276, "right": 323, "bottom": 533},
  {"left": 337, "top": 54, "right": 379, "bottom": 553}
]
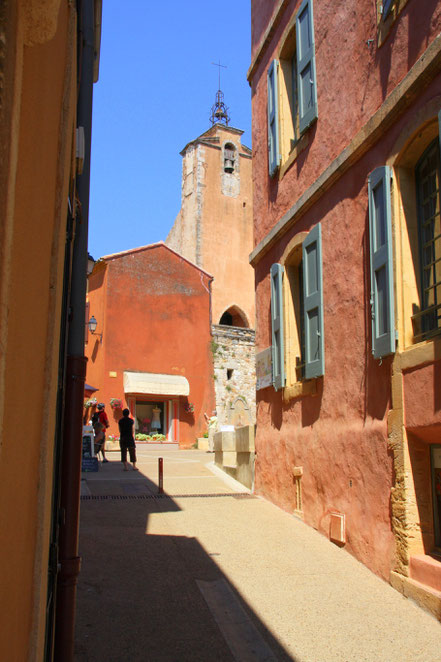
[
  {"left": 87, "top": 253, "right": 95, "bottom": 275},
  {"left": 88, "top": 315, "right": 103, "bottom": 343}
]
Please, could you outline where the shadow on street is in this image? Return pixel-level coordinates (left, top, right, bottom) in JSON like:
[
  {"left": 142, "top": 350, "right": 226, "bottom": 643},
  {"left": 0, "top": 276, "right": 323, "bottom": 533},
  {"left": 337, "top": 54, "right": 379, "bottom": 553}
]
[{"left": 74, "top": 457, "right": 295, "bottom": 662}]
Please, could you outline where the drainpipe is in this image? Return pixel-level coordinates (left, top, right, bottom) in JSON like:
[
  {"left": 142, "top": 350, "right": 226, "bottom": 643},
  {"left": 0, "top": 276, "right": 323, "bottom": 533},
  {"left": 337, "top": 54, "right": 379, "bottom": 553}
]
[{"left": 53, "top": 1, "right": 98, "bottom": 659}]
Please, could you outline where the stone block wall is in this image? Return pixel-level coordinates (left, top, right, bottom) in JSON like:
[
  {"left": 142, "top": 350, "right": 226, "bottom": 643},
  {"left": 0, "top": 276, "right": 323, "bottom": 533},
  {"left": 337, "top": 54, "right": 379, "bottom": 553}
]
[
  {"left": 211, "top": 324, "right": 256, "bottom": 427},
  {"left": 214, "top": 425, "right": 255, "bottom": 490}
]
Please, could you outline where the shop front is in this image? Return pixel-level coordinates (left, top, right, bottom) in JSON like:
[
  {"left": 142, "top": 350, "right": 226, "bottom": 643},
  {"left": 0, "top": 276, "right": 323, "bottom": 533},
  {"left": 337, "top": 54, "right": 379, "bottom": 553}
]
[{"left": 123, "top": 371, "right": 189, "bottom": 443}]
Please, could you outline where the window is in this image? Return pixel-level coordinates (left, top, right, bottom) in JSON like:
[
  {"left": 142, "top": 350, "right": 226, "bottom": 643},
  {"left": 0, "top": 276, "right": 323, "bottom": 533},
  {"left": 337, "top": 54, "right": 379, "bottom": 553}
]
[
  {"left": 377, "top": 0, "right": 409, "bottom": 46},
  {"left": 414, "top": 139, "right": 441, "bottom": 337},
  {"left": 368, "top": 166, "right": 396, "bottom": 358},
  {"left": 286, "top": 251, "right": 305, "bottom": 382},
  {"left": 271, "top": 223, "right": 325, "bottom": 393},
  {"left": 267, "top": 0, "right": 318, "bottom": 176},
  {"left": 369, "top": 112, "right": 441, "bottom": 350},
  {"left": 224, "top": 143, "right": 236, "bottom": 173},
  {"left": 392, "top": 111, "right": 441, "bottom": 346},
  {"left": 431, "top": 445, "right": 441, "bottom": 548}
]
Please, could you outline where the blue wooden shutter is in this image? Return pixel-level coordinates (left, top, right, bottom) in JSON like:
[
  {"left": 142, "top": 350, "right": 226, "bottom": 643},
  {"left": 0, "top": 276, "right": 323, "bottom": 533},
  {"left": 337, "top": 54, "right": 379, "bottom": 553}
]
[
  {"left": 303, "top": 223, "right": 325, "bottom": 378},
  {"left": 368, "top": 166, "right": 395, "bottom": 359},
  {"left": 267, "top": 60, "right": 280, "bottom": 177},
  {"left": 296, "top": 0, "right": 318, "bottom": 135},
  {"left": 271, "top": 263, "right": 285, "bottom": 390},
  {"left": 382, "top": 0, "right": 393, "bottom": 18}
]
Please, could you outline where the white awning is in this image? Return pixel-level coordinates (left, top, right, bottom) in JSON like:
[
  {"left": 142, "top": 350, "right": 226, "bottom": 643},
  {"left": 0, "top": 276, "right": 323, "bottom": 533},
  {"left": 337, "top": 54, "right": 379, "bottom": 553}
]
[{"left": 123, "top": 371, "right": 190, "bottom": 396}]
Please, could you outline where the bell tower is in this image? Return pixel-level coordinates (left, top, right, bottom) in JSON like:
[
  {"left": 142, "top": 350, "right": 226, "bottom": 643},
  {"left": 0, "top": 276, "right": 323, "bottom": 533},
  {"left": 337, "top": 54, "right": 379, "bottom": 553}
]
[
  {"left": 165, "top": 87, "right": 256, "bottom": 428},
  {"left": 209, "top": 60, "right": 230, "bottom": 126}
]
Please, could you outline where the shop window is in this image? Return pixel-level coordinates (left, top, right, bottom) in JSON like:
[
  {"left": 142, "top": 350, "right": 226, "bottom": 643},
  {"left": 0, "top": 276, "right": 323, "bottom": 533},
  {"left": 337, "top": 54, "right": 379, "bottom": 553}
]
[
  {"left": 134, "top": 401, "right": 164, "bottom": 435},
  {"left": 271, "top": 223, "right": 325, "bottom": 393},
  {"left": 267, "top": 0, "right": 317, "bottom": 177}
]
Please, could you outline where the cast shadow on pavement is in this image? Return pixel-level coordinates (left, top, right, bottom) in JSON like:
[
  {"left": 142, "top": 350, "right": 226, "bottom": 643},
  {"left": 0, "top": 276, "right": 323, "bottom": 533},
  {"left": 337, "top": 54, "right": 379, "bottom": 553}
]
[{"left": 75, "top": 467, "right": 297, "bottom": 662}]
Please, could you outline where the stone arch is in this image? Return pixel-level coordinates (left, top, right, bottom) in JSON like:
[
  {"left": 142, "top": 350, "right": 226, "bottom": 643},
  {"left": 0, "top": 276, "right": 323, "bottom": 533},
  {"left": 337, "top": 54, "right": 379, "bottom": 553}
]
[
  {"left": 226, "top": 395, "right": 253, "bottom": 427},
  {"left": 218, "top": 305, "right": 249, "bottom": 328},
  {"left": 223, "top": 142, "right": 237, "bottom": 173}
]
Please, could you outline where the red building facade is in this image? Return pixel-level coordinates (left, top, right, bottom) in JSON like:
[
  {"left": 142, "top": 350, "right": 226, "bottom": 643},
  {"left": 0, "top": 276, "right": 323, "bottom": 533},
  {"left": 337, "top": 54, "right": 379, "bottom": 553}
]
[
  {"left": 249, "top": 0, "right": 441, "bottom": 616},
  {"left": 85, "top": 243, "right": 215, "bottom": 448}
]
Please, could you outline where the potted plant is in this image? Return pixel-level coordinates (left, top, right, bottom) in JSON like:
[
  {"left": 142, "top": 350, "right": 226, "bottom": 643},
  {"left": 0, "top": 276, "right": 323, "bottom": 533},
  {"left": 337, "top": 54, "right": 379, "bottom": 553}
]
[{"left": 110, "top": 397, "right": 123, "bottom": 410}]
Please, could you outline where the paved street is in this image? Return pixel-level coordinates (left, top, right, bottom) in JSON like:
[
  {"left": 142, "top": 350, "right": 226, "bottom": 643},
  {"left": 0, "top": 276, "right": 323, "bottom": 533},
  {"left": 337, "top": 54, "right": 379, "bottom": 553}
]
[{"left": 74, "top": 447, "right": 441, "bottom": 662}]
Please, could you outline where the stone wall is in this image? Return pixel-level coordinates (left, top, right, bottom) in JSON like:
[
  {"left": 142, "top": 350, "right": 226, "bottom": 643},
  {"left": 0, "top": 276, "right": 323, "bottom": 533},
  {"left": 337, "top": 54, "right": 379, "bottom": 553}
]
[
  {"left": 214, "top": 425, "right": 255, "bottom": 490},
  {"left": 211, "top": 324, "right": 256, "bottom": 427}
]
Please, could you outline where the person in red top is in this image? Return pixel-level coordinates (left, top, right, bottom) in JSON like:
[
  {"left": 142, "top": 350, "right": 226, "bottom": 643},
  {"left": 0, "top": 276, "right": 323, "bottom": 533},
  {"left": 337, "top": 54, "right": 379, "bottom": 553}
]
[{"left": 97, "top": 403, "right": 110, "bottom": 463}]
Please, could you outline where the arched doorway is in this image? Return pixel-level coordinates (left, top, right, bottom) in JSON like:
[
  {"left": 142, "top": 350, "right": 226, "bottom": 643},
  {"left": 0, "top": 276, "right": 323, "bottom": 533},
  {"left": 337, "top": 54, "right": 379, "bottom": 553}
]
[{"left": 218, "top": 305, "right": 249, "bottom": 328}]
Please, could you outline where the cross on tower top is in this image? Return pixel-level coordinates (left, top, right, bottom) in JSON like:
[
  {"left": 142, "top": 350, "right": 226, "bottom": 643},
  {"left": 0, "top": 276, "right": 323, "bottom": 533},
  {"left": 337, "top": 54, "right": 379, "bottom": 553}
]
[
  {"left": 210, "top": 60, "right": 230, "bottom": 126},
  {"left": 212, "top": 60, "right": 227, "bottom": 91}
]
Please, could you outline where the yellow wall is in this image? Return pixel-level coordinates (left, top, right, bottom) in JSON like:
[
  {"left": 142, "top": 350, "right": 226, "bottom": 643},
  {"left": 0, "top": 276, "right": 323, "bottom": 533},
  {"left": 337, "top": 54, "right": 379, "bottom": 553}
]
[
  {"left": 0, "top": 1, "right": 77, "bottom": 659},
  {"left": 201, "top": 128, "right": 254, "bottom": 326},
  {"left": 166, "top": 125, "right": 255, "bottom": 328}
]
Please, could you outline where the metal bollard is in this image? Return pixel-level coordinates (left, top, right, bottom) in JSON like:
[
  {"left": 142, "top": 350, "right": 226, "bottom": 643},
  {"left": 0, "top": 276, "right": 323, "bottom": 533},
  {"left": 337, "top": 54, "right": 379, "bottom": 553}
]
[{"left": 158, "top": 457, "right": 163, "bottom": 494}]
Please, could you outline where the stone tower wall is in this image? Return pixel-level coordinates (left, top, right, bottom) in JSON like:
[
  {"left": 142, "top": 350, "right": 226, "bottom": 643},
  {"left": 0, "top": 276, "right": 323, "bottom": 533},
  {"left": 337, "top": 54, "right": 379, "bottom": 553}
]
[{"left": 211, "top": 324, "right": 256, "bottom": 427}]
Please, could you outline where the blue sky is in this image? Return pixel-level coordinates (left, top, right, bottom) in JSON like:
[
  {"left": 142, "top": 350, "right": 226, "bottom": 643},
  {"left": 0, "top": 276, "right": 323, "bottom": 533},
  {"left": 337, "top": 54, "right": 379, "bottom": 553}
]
[{"left": 88, "top": 1, "right": 252, "bottom": 260}]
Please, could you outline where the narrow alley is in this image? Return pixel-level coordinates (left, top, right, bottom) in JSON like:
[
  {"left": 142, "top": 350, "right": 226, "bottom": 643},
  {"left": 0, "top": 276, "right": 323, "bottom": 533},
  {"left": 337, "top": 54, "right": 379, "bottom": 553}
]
[{"left": 74, "top": 448, "right": 440, "bottom": 662}]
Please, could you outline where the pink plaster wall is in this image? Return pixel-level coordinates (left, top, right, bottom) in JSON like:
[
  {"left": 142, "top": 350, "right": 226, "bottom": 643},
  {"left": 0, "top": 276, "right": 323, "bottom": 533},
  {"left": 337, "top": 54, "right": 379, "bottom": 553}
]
[
  {"left": 403, "top": 360, "right": 441, "bottom": 439},
  {"left": 247, "top": 0, "right": 441, "bottom": 580},
  {"left": 85, "top": 244, "right": 215, "bottom": 447},
  {"left": 254, "top": 162, "right": 396, "bottom": 578},
  {"left": 250, "top": 0, "right": 441, "bottom": 247}
]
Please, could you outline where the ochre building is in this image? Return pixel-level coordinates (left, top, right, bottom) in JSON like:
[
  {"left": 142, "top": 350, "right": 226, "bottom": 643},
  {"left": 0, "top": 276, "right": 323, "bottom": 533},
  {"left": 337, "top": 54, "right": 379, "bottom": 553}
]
[
  {"left": 166, "top": 121, "right": 256, "bottom": 426},
  {"left": 85, "top": 243, "right": 215, "bottom": 448},
  {"left": 0, "top": 1, "right": 101, "bottom": 660},
  {"left": 166, "top": 122, "right": 254, "bottom": 328}
]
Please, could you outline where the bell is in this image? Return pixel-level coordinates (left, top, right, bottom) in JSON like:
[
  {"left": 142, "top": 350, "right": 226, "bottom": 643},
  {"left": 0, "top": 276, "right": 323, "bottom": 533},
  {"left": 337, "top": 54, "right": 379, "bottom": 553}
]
[{"left": 224, "top": 159, "right": 234, "bottom": 173}]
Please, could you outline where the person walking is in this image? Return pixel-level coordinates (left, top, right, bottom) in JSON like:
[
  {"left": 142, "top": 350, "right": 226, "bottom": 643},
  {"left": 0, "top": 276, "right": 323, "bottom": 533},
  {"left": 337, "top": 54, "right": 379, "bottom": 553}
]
[
  {"left": 118, "top": 408, "right": 138, "bottom": 471},
  {"left": 97, "top": 403, "right": 110, "bottom": 463},
  {"left": 91, "top": 412, "right": 105, "bottom": 459}
]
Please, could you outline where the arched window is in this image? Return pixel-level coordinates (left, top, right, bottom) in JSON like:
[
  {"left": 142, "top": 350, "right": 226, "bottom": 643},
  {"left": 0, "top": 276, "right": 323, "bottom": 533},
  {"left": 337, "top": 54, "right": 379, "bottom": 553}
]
[
  {"left": 219, "top": 305, "right": 249, "bottom": 328},
  {"left": 224, "top": 143, "right": 236, "bottom": 173}
]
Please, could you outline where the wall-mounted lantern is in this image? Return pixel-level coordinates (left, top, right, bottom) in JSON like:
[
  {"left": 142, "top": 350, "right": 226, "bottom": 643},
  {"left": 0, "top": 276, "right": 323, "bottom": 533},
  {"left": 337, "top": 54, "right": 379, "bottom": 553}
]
[
  {"left": 88, "top": 315, "right": 103, "bottom": 343},
  {"left": 87, "top": 253, "right": 95, "bottom": 275}
]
